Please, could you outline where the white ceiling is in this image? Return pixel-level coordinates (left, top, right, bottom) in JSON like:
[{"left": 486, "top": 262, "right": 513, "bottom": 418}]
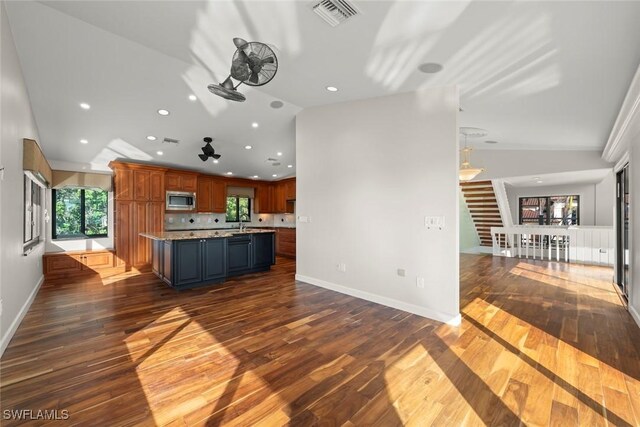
[
  {"left": 6, "top": 1, "right": 640, "bottom": 178},
  {"left": 504, "top": 169, "right": 612, "bottom": 188}
]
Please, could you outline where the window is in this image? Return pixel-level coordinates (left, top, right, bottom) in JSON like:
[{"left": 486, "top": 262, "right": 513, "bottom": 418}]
[
  {"left": 24, "top": 174, "right": 43, "bottom": 249},
  {"left": 226, "top": 196, "right": 251, "bottom": 222},
  {"left": 52, "top": 188, "right": 108, "bottom": 239},
  {"left": 519, "top": 195, "right": 580, "bottom": 225}
]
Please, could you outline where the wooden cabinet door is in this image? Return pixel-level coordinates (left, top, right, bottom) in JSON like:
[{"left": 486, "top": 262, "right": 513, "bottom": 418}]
[
  {"left": 44, "top": 254, "right": 83, "bottom": 275},
  {"left": 115, "top": 200, "right": 133, "bottom": 266},
  {"left": 114, "top": 169, "right": 134, "bottom": 200},
  {"left": 174, "top": 240, "right": 203, "bottom": 286},
  {"left": 274, "top": 183, "right": 286, "bottom": 213},
  {"left": 203, "top": 238, "right": 226, "bottom": 280},
  {"left": 147, "top": 202, "right": 164, "bottom": 233},
  {"left": 182, "top": 175, "right": 198, "bottom": 192},
  {"left": 285, "top": 179, "right": 296, "bottom": 201},
  {"left": 81, "top": 252, "right": 114, "bottom": 270},
  {"left": 133, "top": 170, "right": 150, "bottom": 201},
  {"left": 254, "top": 184, "right": 267, "bottom": 213},
  {"left": 212, "top": 179, "right": 227, "bottom": 213},
  {"left": 132, "top": 201, "right": 149, "bottom": 267},
  {"left": 149, "top": 171, "right": 165, "bottom": 201},
  {"left": 197, "top": 177, "right": 213, "bottom": 212},
  {"left": 165, "top": 173, "right": 181, "bottom": 191}
]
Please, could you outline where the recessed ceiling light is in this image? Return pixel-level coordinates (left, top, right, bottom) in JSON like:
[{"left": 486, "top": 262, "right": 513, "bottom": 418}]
[
  {"left": 80, "top": 139, "right": 88, "bottom": 144},
  {"left": 157, "top": 109, "right": 170, "bottom": 116},
  {"left": 484, "top": 140, "right": 498, "bottom": 144},
  {"left": 532, "top": 177, "right": 540, "bottom": 180},
  {"left": 146, "top": 135, "right": 157, "bottom": 141},
  {"left": 272, "top": 174, "right": 277, "bottom": 177},
  {"left": 79, "top": 102, "right": 91, "bottom": 110},
  {"left": 277, "top": 152, "right": 283, "bottom": 156},
  {"left": 226, "top": 171, "right": 233, "bottom": 175},
  {"left": 245, "top": 145, "right": 253, "bottom": 150},
  {"left": 287, "top": 164, "right": 293, "bottom": 168},
  {"left": 188, "top": 94, "right": 197, "bottom": 101},
  {"left": 326, "top": 86, "right": 338, "bottom": 92},
  {"left": 418, "top": 63, "right": 443, "bottom": 74},
  {"left": 252, "top": 122, "right": 259, "bottom": 128},
  {"left": 537, "top": 180, "right": 543, "bottom": 184},
  {"left": 270, "top": 100, "right": 284, "bottom": 109},
  {"left": 157, "top": 151, "right": 163, "bottom": 156},
  {"left": 213, "top": 159, "right": 219, "bottom": 164},
  {"left": 252, "top": 175, "right": 259, "bottom": 179}
]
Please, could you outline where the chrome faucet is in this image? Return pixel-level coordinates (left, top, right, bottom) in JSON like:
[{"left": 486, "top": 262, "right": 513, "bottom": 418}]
[{"left": 238, "top": 217, "right": 245, "bottom": 232}]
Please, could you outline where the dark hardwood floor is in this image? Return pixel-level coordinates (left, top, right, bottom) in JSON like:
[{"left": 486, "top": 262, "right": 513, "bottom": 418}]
[{"left": 1, "top": 255, "right": 639, "bottom": 426}]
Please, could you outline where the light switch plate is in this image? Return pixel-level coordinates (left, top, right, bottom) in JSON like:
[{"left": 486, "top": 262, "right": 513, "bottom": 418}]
[{"left": 425, "top": 216, "right": 445, "bottom": 230}]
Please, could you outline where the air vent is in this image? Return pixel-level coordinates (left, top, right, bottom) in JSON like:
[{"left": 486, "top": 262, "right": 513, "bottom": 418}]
[
  {"left": 265, "top": 158, "right": 281, "bottom": 167},
  {"left": 162, "top": 137, "right": 179, "bottom": 145},
  {"left": 312, "top": 0, "right": 359, "bottom": 27}
]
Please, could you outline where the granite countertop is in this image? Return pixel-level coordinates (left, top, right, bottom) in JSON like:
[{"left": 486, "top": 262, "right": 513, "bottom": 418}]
[{"left": 140, "top": 228, "right": 275, "bottom": 241}]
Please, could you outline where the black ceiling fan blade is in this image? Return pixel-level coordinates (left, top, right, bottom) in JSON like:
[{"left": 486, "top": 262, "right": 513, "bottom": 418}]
[
  {"left": 212, "top": 153, "right": 221, "bottom": 159},
  {"left": 249, "top": 71, "right": 259, "bottom": 84},
  {"left": 261, "top": 56, "right": 275, "bottom": 64},
  {"left": 198, "top": 154, "right": 208, "bottom": 161}
]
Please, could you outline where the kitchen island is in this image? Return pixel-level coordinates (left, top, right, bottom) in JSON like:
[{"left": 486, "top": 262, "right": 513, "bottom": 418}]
[{"left": 141, "top": 229, "right": 275, "bottom": 289}]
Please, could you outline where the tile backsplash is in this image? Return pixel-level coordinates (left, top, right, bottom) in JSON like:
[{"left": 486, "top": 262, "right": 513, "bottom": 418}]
[{"left": 165, "top": 212, "right": 296, "bottom": 230}]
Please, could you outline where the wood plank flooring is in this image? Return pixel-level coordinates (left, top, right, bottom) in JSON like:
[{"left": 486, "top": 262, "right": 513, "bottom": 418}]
[{"left": 1, "top": 255, "right": 639, "bottom": 426}]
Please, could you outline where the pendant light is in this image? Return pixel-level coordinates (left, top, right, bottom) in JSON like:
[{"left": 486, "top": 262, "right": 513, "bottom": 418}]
[{"left": 459, "top": 127, "right": 487, "bottom": 182}]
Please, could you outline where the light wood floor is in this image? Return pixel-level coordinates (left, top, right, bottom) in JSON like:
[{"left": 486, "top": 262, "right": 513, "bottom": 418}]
[{"left": 1, "top": 255, "right": 639, "bottom": 426}]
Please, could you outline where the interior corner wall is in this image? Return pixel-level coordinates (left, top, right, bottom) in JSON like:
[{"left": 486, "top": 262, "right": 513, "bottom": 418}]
[
  {"left": 295, "top": 86, "right": 460, "bottom": 323},
  {"left": 1, "top": 1, "right": 45, "bottom": 356},
  {"left": 459, "top": 190, "right": 480, "bottom": 251}
]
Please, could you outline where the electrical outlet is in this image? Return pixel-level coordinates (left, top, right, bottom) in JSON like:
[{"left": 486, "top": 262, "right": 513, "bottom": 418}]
[
  {"left": 397, "top": 268, "right": 406, "bottom": 277},
  {"left": 416, "top": 277, "right": 425, "bottom": 289},
  {"left": 425, "top": 216, "right": 445, "bottom": 230},
  {"left": 336, "top": 263, "right": 346, "bottom": 273},
  {"left": 298, "top": 216, "right": 309, "bottom": 223}
]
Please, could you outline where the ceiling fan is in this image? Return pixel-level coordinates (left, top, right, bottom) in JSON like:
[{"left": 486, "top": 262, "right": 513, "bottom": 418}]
[
  {"left": 208, "top": 38, "right": 278, "bottom": 102},
  {"left": 198, "top": 137, "right": 221, "bottom": 162}
]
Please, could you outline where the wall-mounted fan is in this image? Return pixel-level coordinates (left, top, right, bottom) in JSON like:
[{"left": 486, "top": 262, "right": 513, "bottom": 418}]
[
  {"left": 198, "top": 137, "right": 221, "bottom": 161},
  {"left": 208, "top": 38, "right": 278, "bottom": 102}
]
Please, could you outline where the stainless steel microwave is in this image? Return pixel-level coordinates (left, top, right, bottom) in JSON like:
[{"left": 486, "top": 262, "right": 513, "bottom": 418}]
[{"left": 166, "top": 191, "right": 196, "bottom": 211}]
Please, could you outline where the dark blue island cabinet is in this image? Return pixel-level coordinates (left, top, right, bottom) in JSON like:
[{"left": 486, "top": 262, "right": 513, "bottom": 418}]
[{"left": 150, "top": 232, "right": 274, "bottom": 289}]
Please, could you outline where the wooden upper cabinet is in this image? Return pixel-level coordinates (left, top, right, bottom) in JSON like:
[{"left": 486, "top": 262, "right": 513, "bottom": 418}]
[
  {"left": 149, "top": 171, "right": 164, "bottom": 201},
  {"left": 114, "top": 169, "right": 134, "bottom": 201},
  {"left": 133, "top": 170, "right": 150, "bottom": 201},
  {"left": 212, "top": 179, "right": 227, "bottom": 213},
  {"left": 274, "top": 183, "right": 286, "bottom": 213},
  {"left": 165, "top": 173, "right": 182, "bottom": 191},
  {"left": 182, "top": 175, "right": 197, "bottom": 192},
  {"left": 165, "top": 172, "right": 198, "bottom": 193},
  {"left": 254, "top": 183, "right": 272, "bottom": 214},
  {"left": 197, "top": 177, "right": 213, "bottom": 212},
  {"left": 285, "top": 179, "right": 296, "bottom": 201}
]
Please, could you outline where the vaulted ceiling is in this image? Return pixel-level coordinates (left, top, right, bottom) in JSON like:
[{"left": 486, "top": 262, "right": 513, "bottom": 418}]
[{"left": 6, "top": 1, "right": 640, "bottom": 178}]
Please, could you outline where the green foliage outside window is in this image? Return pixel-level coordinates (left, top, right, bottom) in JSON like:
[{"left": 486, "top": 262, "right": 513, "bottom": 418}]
[
  {"left": 226, "top": 196, "right": 250, "bottom": 222},
  {"left": 54, "top": 188, "right": 108, "bottom": 238}
]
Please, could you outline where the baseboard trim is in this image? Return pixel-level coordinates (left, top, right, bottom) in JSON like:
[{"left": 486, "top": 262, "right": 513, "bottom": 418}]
[
  {"left": 629, "top": 304, "right": 640, "bottom": 329},
  {"left": 1, "top": 275, "right": 44, "bottom": 358},
  {"left": 295, "top": 274, "right": 460, "bottom": 326}
]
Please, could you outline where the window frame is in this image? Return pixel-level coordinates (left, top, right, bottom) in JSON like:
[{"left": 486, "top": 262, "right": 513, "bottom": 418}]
[
  {"left": 518, "top": 195, "right": 580, "bottom": 226},
  {"left": 23, "top": 173, "right": 43, "bottom": 251},
  {"left": 52, "top": 188, "right": 109, "bottom": 240},
  {"left": 225, "top": 195, "right": 251, "bottom": 223}
]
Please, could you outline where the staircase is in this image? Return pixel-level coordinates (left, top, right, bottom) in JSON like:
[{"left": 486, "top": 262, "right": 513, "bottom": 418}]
[{"left": 460, "top": 180, "right": 504, "bottom": 247}]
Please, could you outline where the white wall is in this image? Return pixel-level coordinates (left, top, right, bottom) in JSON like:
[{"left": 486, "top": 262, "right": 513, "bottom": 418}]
[
  {"left": 296, "top": 87, "right": 460, "bottom": 324},
  {"left": 595, "top": 171, "right": 615, "bottom": 226},
  {"left": 473, "top": 149, "right": 612, "bottom": 180},
  {"left": 0, "top": 2, "right": 45, "bottom": 355},
  {"left": 630, "top": 143, "right": 640, "bottom": 325}
]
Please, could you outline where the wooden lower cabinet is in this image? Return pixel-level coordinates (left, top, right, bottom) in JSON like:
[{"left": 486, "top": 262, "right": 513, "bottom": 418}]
[
  {"left": 43, "top": 250, "right": 116, "bottom": 278},
  {"left": 275, "top": 228, "right": 296, "bottom": 258}
]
